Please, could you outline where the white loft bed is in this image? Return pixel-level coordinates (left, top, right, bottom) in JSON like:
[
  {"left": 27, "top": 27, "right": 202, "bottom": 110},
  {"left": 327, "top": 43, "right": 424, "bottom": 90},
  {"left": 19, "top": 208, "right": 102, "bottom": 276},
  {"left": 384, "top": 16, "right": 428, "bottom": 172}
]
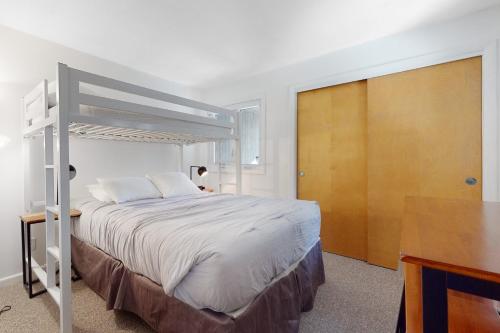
[{"left": 22, "top": 63, "right": 242, "bottom": 333}]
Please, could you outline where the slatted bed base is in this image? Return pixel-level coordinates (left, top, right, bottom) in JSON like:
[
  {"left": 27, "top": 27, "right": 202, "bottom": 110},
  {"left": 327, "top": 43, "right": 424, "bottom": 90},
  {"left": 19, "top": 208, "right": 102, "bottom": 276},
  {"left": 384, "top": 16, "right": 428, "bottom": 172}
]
[
  {"left": 68, "top": 123, "right": 215, "bottom": 145},
  {"left": 71, "top": 236, "right": 325, "bottom": 333}
]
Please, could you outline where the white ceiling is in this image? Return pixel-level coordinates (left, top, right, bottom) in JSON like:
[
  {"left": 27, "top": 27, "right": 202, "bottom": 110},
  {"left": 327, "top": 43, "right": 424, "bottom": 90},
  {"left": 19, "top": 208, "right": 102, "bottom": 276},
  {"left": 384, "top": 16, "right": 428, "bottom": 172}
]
[{"left": 1, "top": 0, "right": 499, "bottom": 88}]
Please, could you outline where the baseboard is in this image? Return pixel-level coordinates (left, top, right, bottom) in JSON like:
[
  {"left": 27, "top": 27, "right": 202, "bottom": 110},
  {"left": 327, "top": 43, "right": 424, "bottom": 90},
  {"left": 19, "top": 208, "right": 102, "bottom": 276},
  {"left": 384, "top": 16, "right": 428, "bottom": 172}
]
[{"left": 0, "top": 272, "right": 22, "bottom": 288}]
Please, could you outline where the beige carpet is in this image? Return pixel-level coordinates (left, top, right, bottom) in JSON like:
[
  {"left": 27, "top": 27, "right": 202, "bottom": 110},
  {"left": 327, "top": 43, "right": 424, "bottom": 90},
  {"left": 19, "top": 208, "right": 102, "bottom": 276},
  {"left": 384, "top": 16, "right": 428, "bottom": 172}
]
[{"left": 0, "top": 253, "right": 403, "bottom": 333}]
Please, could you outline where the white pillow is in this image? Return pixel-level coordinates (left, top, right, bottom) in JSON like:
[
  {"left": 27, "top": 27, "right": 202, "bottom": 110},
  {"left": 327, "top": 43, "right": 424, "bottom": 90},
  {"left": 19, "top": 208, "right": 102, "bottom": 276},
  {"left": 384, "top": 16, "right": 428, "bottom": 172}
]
[
  {"left": 147, "top": 172, "right": 201, "bottom": 197},
  {"left": 97, "top": 177, "right": 162, "bottom": 203},
  {"left": 86, "top": 184, "right": 113, "bottom": 202}
]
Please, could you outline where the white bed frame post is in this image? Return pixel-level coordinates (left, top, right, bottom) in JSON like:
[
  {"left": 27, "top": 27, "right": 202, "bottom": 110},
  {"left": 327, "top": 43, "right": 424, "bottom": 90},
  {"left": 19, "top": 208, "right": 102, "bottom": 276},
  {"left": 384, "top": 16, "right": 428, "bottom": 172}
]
[
  {"left": 217, "top": 141, "right": 222, "bottom": 193},
  {"left": 44, "top": 116, "right": 57, "bottom": 294},
  {"left": 56, "top": 63, "right": 73, "bottom": 333},
  {"left": 235, "top": 112, "right": 242, "bottom": 194},
  {"left": 178, "top": 144, "right": 184, "bottom": 172},
  {"left": 41, "top": 78, "right": 58, "bottom": 295}
]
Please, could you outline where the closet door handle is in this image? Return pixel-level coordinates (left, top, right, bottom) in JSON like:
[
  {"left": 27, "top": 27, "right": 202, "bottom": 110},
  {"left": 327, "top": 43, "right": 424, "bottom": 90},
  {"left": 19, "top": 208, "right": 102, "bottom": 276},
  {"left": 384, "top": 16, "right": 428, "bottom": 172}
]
[
  {"left": 298, "top": 171, "right": 305, "bottom": 177},
  {"left": 465, "top": 177, "right": 477, "bottom": 186}
]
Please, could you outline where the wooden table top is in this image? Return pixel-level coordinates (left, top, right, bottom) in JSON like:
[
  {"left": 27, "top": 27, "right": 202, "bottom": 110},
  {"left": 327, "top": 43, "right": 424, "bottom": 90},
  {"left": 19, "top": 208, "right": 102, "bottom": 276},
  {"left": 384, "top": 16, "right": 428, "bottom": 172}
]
[
  {"left": 20, "top": 209, "right": 82, "bottom": 224},
  {"left": 400, "top": 197, "right": 500, "bottom": 283}
]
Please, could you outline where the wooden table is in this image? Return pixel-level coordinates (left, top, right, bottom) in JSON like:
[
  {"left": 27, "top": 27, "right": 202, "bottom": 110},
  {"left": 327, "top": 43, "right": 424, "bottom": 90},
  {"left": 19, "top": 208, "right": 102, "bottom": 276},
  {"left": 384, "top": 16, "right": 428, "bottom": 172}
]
[
  {"left": 400, "top": 197, "right": 500, "bottom": 332},
  {"left": 20, "top": 209, "right": 81, "bottom": 298}
]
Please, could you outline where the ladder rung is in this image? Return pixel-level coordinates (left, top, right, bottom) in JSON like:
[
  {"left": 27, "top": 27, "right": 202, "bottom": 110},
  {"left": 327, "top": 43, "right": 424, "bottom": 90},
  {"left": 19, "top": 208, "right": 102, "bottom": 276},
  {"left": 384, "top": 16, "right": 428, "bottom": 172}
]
[
  {"left": 47, "top": 286, "right": 61, "bottom": 306},
  {"left": 32, "top": 257, "right": 60, "bottom": 306},
  {"left": 48, "top": 105, "right": 58, "bottom": 115},
  {"left": 31, "top": 259, "right": 48, "bottom": 289},
  {"left": 22, "top": 114, "right": 57, "bottom": 137},
  {"left": 47, "top": 246, "right": 60, "bottom": 261},
  {"left": 46, "top": 205, "right": 60, "bottom": 215},
  {"left": 31, "top": 200, "right": 45, "bottom": 207}
]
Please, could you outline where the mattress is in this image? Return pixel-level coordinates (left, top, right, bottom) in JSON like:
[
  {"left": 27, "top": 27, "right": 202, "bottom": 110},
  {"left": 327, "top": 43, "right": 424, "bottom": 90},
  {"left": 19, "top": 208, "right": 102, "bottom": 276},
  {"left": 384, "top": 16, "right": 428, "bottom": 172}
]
[{"left": 72, "top": 193, "right": 321, "bottom": 315}]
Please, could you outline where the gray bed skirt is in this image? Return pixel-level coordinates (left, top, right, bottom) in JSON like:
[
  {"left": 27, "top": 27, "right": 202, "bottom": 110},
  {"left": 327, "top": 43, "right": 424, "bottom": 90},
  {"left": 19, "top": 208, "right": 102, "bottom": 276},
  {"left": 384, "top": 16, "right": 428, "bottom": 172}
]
[{"left": 71, "top": 236, "right": 325, "bottom": 333}]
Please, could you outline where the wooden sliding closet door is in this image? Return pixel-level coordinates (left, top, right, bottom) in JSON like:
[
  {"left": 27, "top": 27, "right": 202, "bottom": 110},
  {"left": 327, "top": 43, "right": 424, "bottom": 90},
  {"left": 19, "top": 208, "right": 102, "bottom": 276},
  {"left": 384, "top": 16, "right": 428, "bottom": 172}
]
[
  {"left": 366, "top": 57, "right": 482, "bottom": 269},
  {"left": 297, "top": 81, "right": 368, "bottom": 259}
]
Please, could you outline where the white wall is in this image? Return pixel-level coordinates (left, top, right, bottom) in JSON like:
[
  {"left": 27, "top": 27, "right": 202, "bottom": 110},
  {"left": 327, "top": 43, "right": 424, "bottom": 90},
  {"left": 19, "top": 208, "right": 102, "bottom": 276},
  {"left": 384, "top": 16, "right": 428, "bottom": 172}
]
[
  {"left": 3, "top": 6, "right": 500, "bottom": 283},
  {"left": 0, "top": 25, "right": 198, "bottom": 282},
  {"left": 200, "top": 6, "right": 500, "bottom": 199}
]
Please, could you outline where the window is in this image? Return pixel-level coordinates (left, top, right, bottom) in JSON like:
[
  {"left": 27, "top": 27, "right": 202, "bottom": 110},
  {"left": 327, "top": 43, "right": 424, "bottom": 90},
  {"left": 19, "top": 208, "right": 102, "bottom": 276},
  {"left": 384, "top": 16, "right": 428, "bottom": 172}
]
[{"left": 215, "top": 99, "right": 264, "bottom": 168}]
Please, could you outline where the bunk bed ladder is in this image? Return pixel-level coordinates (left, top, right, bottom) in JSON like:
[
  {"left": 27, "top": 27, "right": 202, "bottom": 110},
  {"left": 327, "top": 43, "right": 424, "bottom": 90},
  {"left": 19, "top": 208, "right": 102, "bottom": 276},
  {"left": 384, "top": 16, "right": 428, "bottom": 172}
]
[
  {"left": 23, "top": 75, "right": 72, "bottom": 332},
  {"left": 40, "top": 121, "right": 73, "bottom": 332},
  {"left": 37, "top": 64, "right": 73, "bottom": 333},
  {"left": 43, "top": 123, "right": 59, "bottom": 303}
]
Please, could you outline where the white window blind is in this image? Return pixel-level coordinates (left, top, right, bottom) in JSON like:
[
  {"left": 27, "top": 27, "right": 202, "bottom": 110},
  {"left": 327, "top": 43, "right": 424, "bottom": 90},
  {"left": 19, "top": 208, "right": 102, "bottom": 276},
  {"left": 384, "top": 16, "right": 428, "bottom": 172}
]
[{"left": 216, "top": 101, "right": 261, "bottom": 166}]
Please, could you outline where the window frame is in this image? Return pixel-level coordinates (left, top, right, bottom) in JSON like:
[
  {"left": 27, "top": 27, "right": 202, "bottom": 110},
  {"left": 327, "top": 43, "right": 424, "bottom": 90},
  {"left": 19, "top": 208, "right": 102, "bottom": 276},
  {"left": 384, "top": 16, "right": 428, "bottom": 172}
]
[{"left": 213, "top": 97, "right": 266, "bottom": 174}]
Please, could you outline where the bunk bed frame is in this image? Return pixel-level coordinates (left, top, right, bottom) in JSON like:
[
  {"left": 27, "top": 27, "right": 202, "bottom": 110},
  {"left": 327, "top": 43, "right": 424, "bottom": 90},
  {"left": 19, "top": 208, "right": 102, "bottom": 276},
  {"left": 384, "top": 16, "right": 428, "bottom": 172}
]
[{"left": 22, "top": 63, "right": 242, "bottom": 333}]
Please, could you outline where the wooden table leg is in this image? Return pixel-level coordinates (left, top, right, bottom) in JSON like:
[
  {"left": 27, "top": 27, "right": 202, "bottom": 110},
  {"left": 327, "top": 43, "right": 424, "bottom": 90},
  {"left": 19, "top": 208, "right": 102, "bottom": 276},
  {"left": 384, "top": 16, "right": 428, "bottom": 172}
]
[{"left": 404, "top": 263, "right": 423, "bottom": 333}]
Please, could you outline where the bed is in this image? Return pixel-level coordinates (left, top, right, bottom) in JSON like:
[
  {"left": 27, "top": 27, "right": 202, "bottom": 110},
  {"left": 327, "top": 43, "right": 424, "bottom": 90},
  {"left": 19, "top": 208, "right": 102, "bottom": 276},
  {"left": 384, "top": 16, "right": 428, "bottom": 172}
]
[
  {"left": 23, "top": 64, "right": 323, "bottom": 332},
  {"left": 70, "top": 192, "right": 324, "bottom": 332}
]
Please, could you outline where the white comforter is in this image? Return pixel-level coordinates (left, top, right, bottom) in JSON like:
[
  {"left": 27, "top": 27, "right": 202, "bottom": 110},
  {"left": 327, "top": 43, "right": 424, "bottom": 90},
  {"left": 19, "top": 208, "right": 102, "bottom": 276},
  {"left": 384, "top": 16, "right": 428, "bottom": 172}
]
[{"left": 72, "top": 193, "right": 320, "bottom": 313}]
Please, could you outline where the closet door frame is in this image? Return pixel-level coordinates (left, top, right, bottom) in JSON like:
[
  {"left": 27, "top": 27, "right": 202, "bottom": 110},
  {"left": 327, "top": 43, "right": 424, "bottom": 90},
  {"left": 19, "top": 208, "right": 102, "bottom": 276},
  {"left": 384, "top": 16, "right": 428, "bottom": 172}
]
[{"left": 291, "top": 40, "right": 500, "bottom": 202}]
